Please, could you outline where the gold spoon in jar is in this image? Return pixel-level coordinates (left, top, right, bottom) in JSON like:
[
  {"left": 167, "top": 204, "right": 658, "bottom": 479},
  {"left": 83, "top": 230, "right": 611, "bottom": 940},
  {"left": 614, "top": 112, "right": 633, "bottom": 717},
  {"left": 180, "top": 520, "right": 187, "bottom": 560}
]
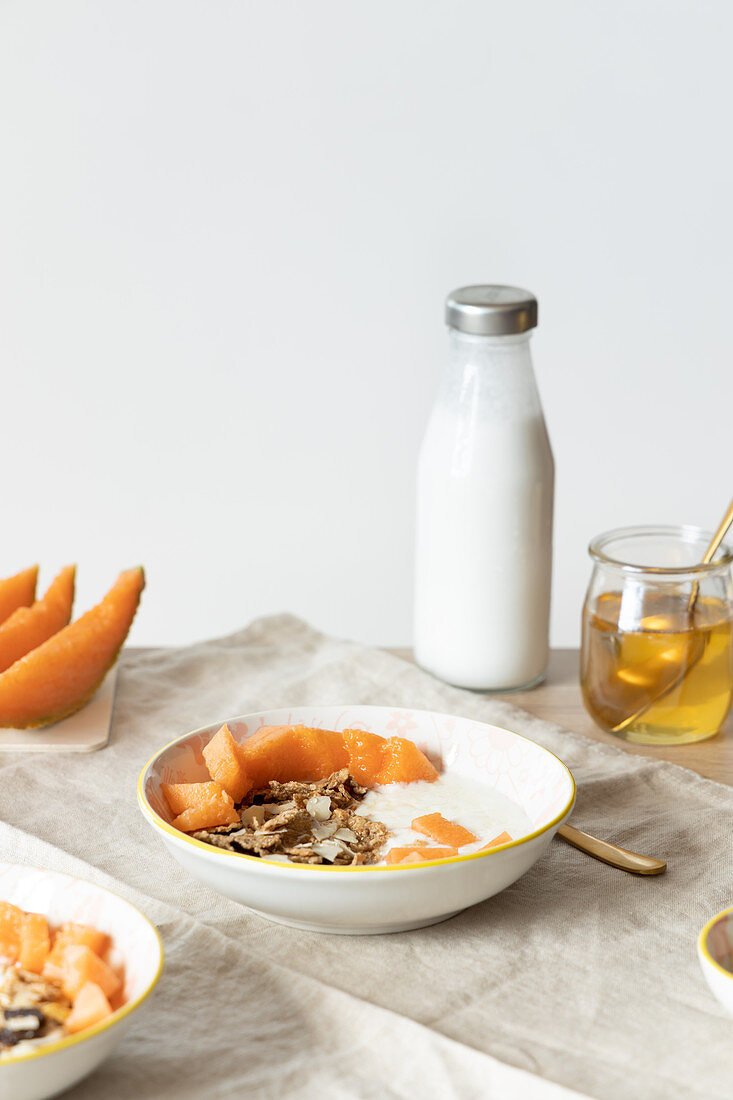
[{"left": 611, "top": 497, "right": 733, "bottom": 735}]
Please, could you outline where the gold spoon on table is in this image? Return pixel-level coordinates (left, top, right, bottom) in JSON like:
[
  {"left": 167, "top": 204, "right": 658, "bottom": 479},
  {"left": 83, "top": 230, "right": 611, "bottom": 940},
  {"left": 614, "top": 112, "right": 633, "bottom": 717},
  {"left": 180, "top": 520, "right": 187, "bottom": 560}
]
[
  {"left": 611, "top": 497, "right": 733, "bottom": 735},
  {"left": 557, "top": 823, "right": 666, "bottom": 875}
]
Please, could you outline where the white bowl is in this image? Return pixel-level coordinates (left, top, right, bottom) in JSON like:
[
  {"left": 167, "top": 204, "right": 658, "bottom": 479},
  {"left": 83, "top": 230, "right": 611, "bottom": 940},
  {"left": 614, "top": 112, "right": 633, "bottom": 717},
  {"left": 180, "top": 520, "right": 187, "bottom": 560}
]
[
  {"left": 698, "top": 906, "right": 733, "bottom": 1015},
  {"left": 138, "top": 705, "right": 576, "bottom": 935},
  {"left": 0, "top": 864, "right": 163, "bottom": 1100}
]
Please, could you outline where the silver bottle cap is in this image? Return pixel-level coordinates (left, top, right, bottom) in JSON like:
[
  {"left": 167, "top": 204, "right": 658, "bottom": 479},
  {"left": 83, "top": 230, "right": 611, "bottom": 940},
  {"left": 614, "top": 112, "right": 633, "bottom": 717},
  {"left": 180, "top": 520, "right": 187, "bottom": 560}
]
[{"left": 445, "top": 285, "right": 538, "bottom": 336}]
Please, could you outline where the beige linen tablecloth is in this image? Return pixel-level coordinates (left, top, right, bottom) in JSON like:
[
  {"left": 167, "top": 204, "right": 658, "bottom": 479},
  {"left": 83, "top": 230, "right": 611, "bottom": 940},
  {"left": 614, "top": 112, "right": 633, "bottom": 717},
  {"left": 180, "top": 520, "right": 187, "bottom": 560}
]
[{"left": 1, "top": 615, "right": 731, "bottom": 1100}]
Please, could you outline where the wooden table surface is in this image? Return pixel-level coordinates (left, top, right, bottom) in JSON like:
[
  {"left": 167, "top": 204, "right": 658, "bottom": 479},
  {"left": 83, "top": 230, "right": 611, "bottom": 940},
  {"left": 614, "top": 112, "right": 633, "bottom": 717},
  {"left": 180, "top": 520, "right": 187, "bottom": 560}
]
[{"left": 393, "top": 648, "right": 733, "bottom": 787}]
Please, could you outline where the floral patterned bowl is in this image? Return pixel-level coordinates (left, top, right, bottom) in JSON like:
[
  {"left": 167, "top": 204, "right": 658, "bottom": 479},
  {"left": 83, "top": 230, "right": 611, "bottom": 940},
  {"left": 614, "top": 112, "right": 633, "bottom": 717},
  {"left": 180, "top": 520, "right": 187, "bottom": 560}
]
[
  {"left": 138, "top": 705, "right": 576, "bottom": 935},
  {"left": 698, "top": 906, "right": 733, "bottom": 1015},
  {"left": 0, "top": 863, "right": 163, "bottom": 1100}
]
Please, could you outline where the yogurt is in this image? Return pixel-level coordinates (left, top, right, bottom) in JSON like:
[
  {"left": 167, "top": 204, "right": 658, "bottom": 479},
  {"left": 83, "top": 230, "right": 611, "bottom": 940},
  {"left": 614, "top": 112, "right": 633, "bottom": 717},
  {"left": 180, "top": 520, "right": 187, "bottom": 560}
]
[{"left": 358, "top": 772, "right": 534, "bottom": 860}]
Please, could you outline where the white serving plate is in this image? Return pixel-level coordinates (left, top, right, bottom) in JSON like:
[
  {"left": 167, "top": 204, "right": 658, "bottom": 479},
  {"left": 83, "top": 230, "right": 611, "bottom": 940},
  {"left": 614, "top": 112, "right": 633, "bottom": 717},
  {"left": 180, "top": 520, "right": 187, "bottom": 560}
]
[
  {"left": 698, "top": 905, "right": 733, "bottom": 1015},
  {"left": 0, "top": 864, "right": 163, "bottom": 1100},
  {"left": 138, "top": 705, "right": 576, "bottom": 935}
]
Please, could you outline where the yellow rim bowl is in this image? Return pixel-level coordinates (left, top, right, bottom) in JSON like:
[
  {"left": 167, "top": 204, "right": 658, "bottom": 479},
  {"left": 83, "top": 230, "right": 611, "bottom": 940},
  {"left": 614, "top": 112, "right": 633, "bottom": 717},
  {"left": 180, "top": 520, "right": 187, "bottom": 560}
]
[
  {"left": 137, "top": 704, "right": 577, "bottom": 873},
  {"left": 0, "top": 865, "right": 163, "bottom": 1068},
  {"left": 698, "top": 905, "right": 733, "bottom": 982}
]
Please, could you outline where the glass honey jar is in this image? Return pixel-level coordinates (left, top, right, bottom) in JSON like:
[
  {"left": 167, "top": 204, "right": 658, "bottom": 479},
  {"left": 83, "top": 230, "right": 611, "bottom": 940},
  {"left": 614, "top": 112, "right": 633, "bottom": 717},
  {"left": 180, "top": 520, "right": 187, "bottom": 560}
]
[{"left": 581, "top": 526, "right": 733, "bottom": 745}]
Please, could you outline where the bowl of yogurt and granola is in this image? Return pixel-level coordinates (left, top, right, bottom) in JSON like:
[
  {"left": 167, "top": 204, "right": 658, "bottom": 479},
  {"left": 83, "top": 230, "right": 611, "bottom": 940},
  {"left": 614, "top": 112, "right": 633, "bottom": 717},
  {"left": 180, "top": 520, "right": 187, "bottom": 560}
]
[
  {"left": 0, "top": 864, "right": 162, "bottom": 1100},
  {"left": 138, "top": 705, "right": 575, "bottom": 934}
]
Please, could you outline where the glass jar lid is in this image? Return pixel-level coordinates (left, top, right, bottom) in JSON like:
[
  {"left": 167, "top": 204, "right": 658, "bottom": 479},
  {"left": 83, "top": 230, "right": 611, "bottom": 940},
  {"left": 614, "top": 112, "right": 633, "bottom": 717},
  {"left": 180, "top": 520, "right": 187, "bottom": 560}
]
[{"left": 445, "top": 285, "right": 538, "bottom": 336}]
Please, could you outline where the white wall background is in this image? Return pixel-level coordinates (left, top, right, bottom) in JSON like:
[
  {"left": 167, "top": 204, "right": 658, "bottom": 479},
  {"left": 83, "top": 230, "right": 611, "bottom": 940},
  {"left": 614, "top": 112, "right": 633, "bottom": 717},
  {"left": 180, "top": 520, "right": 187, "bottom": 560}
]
[{"left": 1, "top": 0, "right": 732, "bottom": 650}]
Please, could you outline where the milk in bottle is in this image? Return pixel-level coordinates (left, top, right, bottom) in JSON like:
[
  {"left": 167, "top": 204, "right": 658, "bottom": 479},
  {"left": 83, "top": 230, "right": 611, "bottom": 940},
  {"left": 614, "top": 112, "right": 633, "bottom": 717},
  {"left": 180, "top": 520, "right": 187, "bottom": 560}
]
[{"left": 414, "top": 285, "right": 554, "bottom": 690}]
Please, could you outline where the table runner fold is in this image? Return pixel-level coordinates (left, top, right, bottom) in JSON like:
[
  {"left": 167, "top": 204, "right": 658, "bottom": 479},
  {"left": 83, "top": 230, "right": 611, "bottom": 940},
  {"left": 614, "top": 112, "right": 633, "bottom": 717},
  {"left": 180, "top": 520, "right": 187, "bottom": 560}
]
[{"left": 0, "top": 614, "right": 731, "bottom": 1100}]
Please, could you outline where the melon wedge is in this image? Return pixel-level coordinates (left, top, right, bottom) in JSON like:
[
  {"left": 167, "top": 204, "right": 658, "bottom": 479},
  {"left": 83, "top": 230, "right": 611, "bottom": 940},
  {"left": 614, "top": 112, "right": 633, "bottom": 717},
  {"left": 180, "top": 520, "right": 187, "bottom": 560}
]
[
  {"left": 0, "top": 567, "right": 144, "bottom": 728},
  {"left": 0, "top": 566, "right": 38, "bottom": 626},
  {"left": 0, "top": 565, "right": 75, "bottom": 674}
]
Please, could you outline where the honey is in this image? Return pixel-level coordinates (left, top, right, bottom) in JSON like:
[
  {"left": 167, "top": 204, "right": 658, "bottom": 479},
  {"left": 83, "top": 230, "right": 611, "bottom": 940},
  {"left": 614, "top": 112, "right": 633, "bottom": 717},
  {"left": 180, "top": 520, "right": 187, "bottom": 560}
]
[{"left": 581, "top": 592, "right": 733, "bottom": 744}]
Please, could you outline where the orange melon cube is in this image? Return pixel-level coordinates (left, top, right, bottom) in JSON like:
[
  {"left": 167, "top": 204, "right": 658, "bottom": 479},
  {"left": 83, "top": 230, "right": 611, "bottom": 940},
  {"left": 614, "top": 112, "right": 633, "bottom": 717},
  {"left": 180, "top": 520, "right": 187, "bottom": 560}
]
[
  {"left": 481, "top": 831, "right": 513, "bottom": 850},
  {"left": 19, "top": 912, "right": 51, "bottom": 973},
  {"left": 171, "top": 802, "right": 240, "bottom": 832},
  {"left": 341, "top": 729, "right": 387, "bottom": 786},
  {"left": 163, "top": 780, "right": 239, "bottom": 831},
  {"left": 239, "top": 725, "right": 348, "bottom": 788},
  {"left": 238, "top": 725, "right": 299, "bottom": 787},
  {"left": 385, "top": 846, "right": 459, "bottom": 864},
  {"left": 203, "top": 723, "right": 251, "bottom": 802},
  {"left": 411, "top": 813, "right": 478, "bottom": 848},
  {"left": 374, "top": 737, "right": 439, "bottom": 786},
  {"left": 162, "top": 781, "right": 229, "bottom": 816},
  {"left": 60, "top": 944, "right": 122, "bottom": 1001},
  {"left": 65, "top": 981, "right": 113, "bottom": 1034},
  {"left": 0, "top": 900, "right": 24, "bottom": 962},
  {"left": 57, "top": 921, "right": 109, "bottom": 958},
  {"left": 44, "top": 922, "right": 109, "bottom": 981}
]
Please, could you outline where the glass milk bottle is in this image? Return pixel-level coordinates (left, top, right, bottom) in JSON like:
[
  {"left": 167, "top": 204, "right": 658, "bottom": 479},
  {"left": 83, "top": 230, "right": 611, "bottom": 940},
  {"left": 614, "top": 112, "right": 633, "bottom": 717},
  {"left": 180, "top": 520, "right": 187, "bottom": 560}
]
[{"left": 414, "top": 285, "right": 554, "bottom": 690}]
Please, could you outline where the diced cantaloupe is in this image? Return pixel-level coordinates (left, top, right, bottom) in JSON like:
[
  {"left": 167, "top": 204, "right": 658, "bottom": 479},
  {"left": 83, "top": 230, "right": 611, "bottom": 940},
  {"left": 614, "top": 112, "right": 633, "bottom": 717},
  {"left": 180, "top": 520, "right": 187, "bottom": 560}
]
[
  {"left": 43, "top": 921, "right": 110, "bottom": 981},
  {"left": 18, "top": 912, "right": 51, "bottom": 973},
  {"left": 162, "top": 780, "right": 219, "bottom": 816},
  {"left": 480, "top": 831, "right": 513, "bottom": 850},
  {"left": 172, "top": 802, "right": 240, "bottom": 832},
  {"left": 385, "top": 846, "right": 459, "bottom": 864},
  {"left": 60, "top": 944, "right": 122, "bottom": 1000},
  {"left": 0, "top": 900, "right": 23, "bottom": 962},
  {"left": 411, "top": 813, "right": 478, "bottom": 848},
  {"left": 202, "top": 723, "right": 251, "bottom": 803},
  {"left": 57, "top": 921, "right": 109, "bottom": 957},
  {"left": 340, "top": 729, "right": 387, "bottom": 786},
  {"left": 189, "top": 723, "right": 440, "bottom": 816},
  {"left": 373, "top": 737, "right": 439, "bottom": 785},
  {"left": 239, "top": 725, "right": 349, "bottom": 789},
  {"left": 65, "top": 981, "right": 113, "bottom": 1034},
  {"left": 238, "top": 725, "right": 305, "bottom": 788},
  {"left": 163, "top": 780, "right": 240, "bottom": 831}
]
